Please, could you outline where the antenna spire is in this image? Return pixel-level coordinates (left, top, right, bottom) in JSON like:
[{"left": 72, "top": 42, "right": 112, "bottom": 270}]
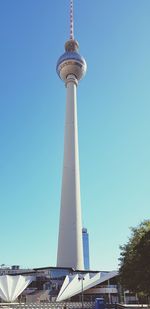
[{"left": 70, "top": 0, "right": 74, "bottom": 40}]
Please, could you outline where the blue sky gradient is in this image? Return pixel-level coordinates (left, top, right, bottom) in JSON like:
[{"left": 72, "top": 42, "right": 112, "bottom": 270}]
[{"left": 0, "top": 0, "right": 150, "bottom": 270}]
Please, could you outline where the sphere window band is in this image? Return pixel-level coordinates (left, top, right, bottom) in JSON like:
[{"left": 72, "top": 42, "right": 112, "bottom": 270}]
[{"left": 57, "top": 56, "right": 87, "bottom": 82}]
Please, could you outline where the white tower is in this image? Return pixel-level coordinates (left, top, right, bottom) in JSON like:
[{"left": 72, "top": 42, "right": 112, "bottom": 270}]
[{"left": 56, "top": 0, "right": 87, "bottom": 270}]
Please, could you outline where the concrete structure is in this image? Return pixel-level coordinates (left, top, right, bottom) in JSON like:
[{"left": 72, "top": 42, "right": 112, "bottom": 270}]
[
  {"left": 56, "top": 0, "right": 87, "bottom": 270},
  {"left": 0, "top": 275, "right": 33, "bottom": 302},
  {"left": 57, "top": 271, "right": 118, "bottom": 302},
  {"left": 0, "top": 266, "right": 140, "bottom": 305},
  {"left": 82, "top": 228, "right": 90, "bottom": 270}
]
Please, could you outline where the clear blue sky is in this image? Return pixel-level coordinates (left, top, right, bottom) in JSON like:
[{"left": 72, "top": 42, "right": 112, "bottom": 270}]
[{"left": 0, "top": 0, "right": 150, "bottom": 271}]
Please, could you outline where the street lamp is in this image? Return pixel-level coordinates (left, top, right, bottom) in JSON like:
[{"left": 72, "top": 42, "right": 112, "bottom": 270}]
[{"left": 78, "top": 274, "right": 85, "bottom": 309}]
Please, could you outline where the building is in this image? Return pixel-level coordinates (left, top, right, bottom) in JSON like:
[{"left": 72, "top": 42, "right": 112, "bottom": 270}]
[
  {"left": 56, "top": 0, "right": 87, "bottom": 270},
  {"left": 82, "top": 228, "right": 90, "bottom": 270},
  {"left": 0, "top": 266, "right": 139, "bottom": 305}
]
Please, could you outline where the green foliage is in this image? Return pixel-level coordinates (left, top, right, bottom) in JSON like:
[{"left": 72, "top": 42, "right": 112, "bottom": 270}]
[{"left": 119, "top": 220, "right": 150, "bottom": 296}]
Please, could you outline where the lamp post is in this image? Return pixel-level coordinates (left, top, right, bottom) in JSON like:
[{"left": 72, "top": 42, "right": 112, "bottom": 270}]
[{"left": 78, "top": 275, "right": 85, "bottom": 309}]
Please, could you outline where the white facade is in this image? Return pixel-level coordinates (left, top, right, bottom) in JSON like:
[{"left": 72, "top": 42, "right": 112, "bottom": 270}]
[{"left": 57, "top": 75, "right": 84, "bottom": 269}]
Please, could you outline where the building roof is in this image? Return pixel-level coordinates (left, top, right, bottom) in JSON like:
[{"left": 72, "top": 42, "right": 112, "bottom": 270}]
[
  {"left": 57, "top": 270, "right": 118, "bottom": 302},
  {"left": 0, "top": 275, "right": 33, "bottom": 302}
]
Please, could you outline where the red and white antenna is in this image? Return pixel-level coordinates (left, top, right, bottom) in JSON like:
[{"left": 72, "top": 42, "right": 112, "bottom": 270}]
[{"left": 70, "top": 0, "right": 74, "bottom": 40}]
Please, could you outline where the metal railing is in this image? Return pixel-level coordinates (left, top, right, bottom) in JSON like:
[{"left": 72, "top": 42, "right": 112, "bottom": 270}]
[{"left": 0, "top": 301, "right": 94, "bottom": 309}]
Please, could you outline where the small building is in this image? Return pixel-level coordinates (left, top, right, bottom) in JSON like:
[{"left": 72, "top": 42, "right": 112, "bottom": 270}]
[{"left": 82, "top": 228, "right": 90, "bottom": 270}]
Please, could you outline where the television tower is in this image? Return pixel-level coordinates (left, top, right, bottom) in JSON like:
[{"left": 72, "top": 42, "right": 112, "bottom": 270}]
[{"left": 56, "top": 0, "right": 87, "bottom": 270}]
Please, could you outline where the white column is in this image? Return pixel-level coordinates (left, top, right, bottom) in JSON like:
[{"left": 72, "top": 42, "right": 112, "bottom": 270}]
[{"left": 57, "top": 74, "right": 84, "bottom": 270}]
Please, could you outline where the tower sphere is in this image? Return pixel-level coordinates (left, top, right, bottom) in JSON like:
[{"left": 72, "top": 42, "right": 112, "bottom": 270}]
[{"left": 56, "top": 39, "right": 87, "bottom": 82}]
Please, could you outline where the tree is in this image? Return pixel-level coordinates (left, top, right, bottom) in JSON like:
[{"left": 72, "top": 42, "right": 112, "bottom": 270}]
[{"left": 119, "top": 220, "right": 150, "bottom": 297}]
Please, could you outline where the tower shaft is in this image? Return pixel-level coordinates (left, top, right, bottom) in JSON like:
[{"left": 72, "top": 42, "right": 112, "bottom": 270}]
[{"left": 57, "top": 74, "right": 84, "bottom": 270}]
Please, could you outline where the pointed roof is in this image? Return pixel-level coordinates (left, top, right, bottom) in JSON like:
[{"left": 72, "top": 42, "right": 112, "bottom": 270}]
[{"left": 57, "top": 270, "right": 118, "bottom": 301}]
